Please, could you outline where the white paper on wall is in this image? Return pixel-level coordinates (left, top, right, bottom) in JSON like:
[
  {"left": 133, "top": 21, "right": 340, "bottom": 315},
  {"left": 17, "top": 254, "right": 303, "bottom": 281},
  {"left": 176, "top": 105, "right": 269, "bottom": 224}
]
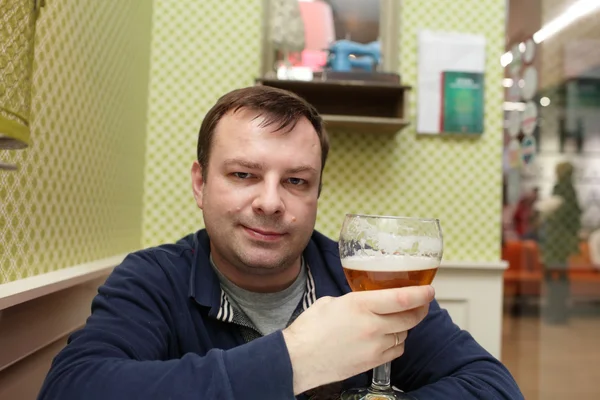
[{"left": 417, "top": 30, "right": 486, "bottom": 135}]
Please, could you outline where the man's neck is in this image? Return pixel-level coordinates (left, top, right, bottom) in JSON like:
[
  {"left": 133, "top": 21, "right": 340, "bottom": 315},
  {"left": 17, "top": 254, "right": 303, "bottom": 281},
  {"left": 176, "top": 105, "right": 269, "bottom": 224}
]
[{"left": 209, "top": 249, "right": 302, "bottom": 293}]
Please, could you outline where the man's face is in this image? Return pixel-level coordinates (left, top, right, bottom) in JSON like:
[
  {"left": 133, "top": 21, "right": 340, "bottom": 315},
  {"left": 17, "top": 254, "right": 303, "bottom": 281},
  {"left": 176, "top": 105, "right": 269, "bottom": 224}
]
[{"left": 192, "top": 109, "right": 321, "bottom": 276}]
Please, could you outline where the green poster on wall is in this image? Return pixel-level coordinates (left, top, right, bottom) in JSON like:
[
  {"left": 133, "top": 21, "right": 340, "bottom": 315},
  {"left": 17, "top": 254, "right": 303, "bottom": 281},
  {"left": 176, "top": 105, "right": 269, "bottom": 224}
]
[{"left": 441, "top": 71, "right": 485, "bottom": 134}]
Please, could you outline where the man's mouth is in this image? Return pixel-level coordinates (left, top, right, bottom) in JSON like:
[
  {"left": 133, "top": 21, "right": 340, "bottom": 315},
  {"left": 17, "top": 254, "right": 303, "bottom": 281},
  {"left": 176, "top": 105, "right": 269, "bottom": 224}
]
[{"left": 242, "top": 225, "right": 286, "bottom": 241}]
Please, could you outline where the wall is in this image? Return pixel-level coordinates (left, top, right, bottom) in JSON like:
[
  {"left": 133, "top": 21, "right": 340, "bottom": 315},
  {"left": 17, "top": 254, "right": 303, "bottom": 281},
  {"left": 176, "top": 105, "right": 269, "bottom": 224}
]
[
  {"left": 142, "top": 0, "right": 506, "bottom": 262},
  {"left": 321, "top": 0, "right": 506, "bottom": 262},
  {"left": 0, "top": 0, "right": 154, "bottom": 283},
  {"left": 142, "top": 0, "right": 263, "bottom": 245}
]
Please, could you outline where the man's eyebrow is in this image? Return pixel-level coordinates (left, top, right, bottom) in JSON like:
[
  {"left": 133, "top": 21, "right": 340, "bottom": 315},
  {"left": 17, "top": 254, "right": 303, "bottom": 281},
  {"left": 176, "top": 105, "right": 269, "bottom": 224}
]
[
  {"left": 222, "top": 158, "right": 318, "bottom": 175},
  {"left": 222, "top": 158, "right": 264, "bottom": 170},
  {"left": 286, "top": 165, "right": 318, "bottom": 175}
]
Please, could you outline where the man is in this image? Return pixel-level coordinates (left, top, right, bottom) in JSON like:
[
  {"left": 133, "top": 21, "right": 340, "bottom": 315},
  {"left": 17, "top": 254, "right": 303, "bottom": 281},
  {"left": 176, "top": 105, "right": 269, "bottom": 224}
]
[{"left": 38, "top": 86, "right": 523, "bottom": 399}]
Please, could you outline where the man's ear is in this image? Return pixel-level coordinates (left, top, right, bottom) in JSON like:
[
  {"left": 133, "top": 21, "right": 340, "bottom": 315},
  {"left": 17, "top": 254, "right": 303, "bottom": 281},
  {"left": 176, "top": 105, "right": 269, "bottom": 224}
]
[{"left": 191, "top": 161, "right": 205, "bottom": 209}]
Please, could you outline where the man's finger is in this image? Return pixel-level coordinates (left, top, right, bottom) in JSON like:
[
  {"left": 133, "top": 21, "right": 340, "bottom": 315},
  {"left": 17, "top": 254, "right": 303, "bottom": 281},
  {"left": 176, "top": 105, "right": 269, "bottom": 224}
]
[
  {"left": 351, "top": 285, "right": 434, "bottom": 315},
  {"left": 379, "top": 304, "right": 430, "bottom": 334}
]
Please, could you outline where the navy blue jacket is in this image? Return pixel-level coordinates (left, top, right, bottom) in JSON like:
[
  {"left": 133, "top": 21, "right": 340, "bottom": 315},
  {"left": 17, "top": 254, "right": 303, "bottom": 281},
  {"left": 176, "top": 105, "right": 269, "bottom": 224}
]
[{"left": 38, "top": 230, "right": 523, "bottom": 399}]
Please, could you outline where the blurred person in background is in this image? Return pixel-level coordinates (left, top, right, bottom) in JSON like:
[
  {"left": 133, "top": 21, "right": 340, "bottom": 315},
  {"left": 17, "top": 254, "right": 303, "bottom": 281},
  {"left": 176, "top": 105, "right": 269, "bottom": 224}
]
[
  {"left": 539, "top": 161, "right": 582, "bottom": 324},
  {"left": 513, "top": 187, "right": 540, "bottom": 241}
]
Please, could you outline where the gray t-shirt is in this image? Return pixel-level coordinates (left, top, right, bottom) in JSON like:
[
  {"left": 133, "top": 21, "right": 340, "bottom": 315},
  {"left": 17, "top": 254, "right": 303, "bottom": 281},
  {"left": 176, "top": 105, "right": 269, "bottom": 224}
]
[{"left": 210, "top": 255, "right": 307, "bottom": 335}]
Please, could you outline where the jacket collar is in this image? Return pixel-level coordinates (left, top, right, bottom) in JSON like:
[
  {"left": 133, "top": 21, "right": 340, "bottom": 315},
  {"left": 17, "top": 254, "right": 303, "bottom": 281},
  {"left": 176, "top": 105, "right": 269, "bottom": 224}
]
[
  {"left": 188, "top": 229, "right": 351, "bottom": 318},
  {"left": 188, "top": 229, "right": 222, "bottom": 316}
]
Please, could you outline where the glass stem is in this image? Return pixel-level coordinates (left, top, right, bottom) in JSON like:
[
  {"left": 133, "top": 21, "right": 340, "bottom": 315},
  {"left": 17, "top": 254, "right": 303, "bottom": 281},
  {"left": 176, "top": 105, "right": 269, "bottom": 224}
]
[{"left": 371, "top": 362, "right": 392, "bottom": 392}]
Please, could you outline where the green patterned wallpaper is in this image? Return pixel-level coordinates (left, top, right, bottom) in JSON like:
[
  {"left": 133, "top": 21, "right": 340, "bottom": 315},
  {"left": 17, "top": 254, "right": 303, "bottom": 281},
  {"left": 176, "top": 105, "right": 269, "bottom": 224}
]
[
  {"left": 391, "top": 0, "right": 505, "bottom": 261},
  {"left": 142, "top": 0, "right": 264, "bottom": 246},
  {"left": 0, "top": 0, "right": 154, "bottom": 283},
  {"left": 143, "top": 0, "right": 505, "bottom": 262},
  {"left": 0, "top": 0, "right": 505, "bottom": 284}
]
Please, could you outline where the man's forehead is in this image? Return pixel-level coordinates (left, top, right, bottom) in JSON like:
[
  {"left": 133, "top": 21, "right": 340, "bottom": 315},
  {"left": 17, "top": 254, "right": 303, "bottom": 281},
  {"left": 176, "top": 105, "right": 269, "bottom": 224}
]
[
  {"left": 217, "top": 108, "right": 303, "bottom": 133},
  {"left": 210, "top": 111, "right": 321, "bottom": 170},
  {"left": 213, "top": 108, "right": 319, "bottom": 145}
]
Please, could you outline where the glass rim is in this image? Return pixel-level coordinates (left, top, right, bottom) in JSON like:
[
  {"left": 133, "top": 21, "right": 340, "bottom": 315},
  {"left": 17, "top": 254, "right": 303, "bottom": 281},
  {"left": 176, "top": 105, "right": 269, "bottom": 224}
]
[{"left": 344, "top": 213, "right": 440, "bottom": 223}]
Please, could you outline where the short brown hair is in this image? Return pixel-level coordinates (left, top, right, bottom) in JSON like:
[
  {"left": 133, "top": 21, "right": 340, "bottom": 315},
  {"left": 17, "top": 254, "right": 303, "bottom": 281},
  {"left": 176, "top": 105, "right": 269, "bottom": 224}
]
[{"left": 197, "top": 85, "right": 329, "bottom": 194}]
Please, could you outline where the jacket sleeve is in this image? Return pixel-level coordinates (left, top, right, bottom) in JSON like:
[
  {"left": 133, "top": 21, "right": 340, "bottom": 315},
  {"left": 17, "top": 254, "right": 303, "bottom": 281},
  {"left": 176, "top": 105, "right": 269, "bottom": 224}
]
[
  {"left": 37, "top": 253, "right": 295, "bottom": 400},
  {"left": 392, "top": 300, "right": 523, "bottom": 399}
]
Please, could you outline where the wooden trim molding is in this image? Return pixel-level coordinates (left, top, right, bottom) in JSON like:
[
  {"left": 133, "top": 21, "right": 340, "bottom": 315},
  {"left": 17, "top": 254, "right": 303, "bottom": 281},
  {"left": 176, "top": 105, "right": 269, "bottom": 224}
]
[
  {"left": 0, "top": 254, "right": 127, "bottom": 311},
  {"left": 441, "top": 260, "right": 508, "bottom": 271},
  {"left": 0, "top": 255, "right": 506, "bottom": 312},
  {"left": 0, "top": 281, "right": 103, "bottom": 372},
  {"left": 0, "top": 255, "right": 127, "bottom": 399}
]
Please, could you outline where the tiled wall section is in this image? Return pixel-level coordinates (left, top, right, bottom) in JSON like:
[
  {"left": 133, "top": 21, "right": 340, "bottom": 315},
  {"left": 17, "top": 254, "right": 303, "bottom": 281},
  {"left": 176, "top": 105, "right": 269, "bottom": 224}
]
[
  {"left": 0, "top": 0, "right": 153, "bottom": 283},
  {"left": 142, "top": 0, "right": 506, "bottom": 262}
]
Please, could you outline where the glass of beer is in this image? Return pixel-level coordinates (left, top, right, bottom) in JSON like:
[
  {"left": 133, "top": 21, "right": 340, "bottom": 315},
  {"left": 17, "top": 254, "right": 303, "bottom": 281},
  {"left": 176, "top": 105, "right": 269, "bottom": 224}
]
[{"left": 339, "top": 214, "right": 443, "bottom": 400}]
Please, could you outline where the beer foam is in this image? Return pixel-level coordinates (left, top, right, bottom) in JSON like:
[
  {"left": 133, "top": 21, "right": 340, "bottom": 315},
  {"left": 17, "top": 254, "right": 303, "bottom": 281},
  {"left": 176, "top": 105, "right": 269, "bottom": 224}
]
[
  {"left": 376, "top": 233, "right": 443, "bottom": 255},
  {"left": 345, "top": 218, "right": 442, "bottom": 256},
  {"left": 342, "top": 254, "right": 439, "bottom": 272}
]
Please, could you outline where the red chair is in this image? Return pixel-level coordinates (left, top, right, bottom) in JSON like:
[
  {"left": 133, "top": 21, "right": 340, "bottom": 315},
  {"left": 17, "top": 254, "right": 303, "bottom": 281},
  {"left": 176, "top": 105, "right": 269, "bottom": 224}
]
[{"left": 503, "top": 240, "right": 543, "bottom": 298}]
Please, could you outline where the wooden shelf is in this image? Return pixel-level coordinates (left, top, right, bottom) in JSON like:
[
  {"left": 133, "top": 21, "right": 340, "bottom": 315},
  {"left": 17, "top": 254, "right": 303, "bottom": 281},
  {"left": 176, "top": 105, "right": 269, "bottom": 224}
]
[
  {"left": 257, "top": 77, "right": 411, "bottom": 91},
  {"left": 322, "top": 115, "right": 409, "bottom": 132},
  {"left": 256, "top": 78, "right": 411, "bottom": 133}
]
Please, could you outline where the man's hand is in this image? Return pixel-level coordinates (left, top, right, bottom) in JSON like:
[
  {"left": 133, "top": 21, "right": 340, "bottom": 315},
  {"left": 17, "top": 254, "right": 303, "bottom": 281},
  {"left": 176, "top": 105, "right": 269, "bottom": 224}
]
[{"left": 282, "top": 285, "right": 435, "bottom": 395}]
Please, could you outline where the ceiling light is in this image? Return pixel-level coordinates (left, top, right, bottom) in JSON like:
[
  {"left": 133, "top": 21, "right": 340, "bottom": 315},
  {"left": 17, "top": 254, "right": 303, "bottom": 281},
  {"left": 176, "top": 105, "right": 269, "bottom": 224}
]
[
  {"left": 501, "top": 52, "right": 513, "bottom": 67},
  {"left": 500, "top": 0, "right": 600, "bottom": 66},
  {"left": 534, "top": 0, "right": 600, "bottom": 43},
  {"left": 504, "top": 102, "right": 526, "bottom": 111},
  {"left": 503, "top": 78, "right": 514, "bottom": 87}
]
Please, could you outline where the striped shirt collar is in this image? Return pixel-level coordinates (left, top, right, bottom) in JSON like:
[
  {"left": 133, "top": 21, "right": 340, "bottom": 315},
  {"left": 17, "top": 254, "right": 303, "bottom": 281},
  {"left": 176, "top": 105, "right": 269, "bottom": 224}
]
[
  {"left": 189, "top": 229, "right": 350, "bottom": 320},
  {"left": 215, "top": 257, "right": 317, "bottom": 324}
]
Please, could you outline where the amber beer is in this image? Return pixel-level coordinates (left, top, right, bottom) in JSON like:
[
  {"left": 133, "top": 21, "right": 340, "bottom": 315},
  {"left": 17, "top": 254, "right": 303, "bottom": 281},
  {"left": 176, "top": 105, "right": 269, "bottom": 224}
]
[{"left": 342, "top": 255, "right": 438, "bottom": 292}]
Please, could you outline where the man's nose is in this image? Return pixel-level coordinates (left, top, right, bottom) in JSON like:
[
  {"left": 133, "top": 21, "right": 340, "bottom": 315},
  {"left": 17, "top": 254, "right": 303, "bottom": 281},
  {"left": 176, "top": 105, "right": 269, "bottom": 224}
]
[{"left": 252, "top": 180, "right": 285, "bottom": 215}]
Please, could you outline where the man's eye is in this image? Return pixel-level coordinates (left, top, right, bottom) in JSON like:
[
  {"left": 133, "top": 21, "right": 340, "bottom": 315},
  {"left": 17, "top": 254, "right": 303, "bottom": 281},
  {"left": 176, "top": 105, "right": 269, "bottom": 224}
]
[
  {"left": 232, "top": 172, "right": 252, "bottom": 179},
  {"left": 287, "top": 178, "right": 306, "bottom": 186}
]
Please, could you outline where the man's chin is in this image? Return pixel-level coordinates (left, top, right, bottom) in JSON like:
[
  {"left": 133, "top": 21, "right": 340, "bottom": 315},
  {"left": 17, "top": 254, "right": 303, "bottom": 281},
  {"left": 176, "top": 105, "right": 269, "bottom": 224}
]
[{"left": 238, "top": 250, "right": 295, "bottom": 273}]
